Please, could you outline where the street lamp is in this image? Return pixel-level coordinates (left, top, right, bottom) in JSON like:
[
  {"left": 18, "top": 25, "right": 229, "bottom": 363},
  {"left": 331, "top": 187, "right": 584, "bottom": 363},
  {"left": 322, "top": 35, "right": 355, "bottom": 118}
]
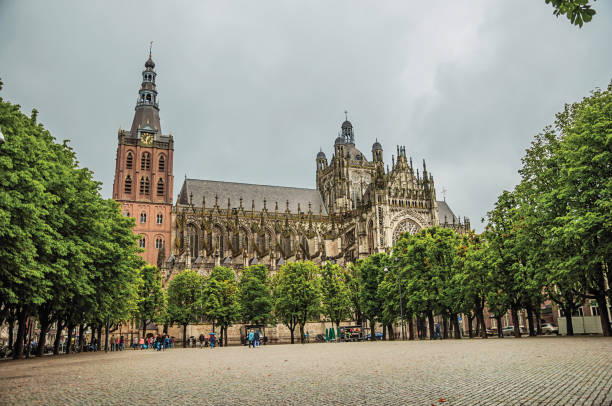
[{"left": 385, "top": 264, "right": 405, "bottom": 340}]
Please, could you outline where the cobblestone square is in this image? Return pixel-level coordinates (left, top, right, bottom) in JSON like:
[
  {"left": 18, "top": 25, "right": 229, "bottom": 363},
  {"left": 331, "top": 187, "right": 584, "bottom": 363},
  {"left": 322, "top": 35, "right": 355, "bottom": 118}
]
[{"left": 1, "top": 336, "right": 611, "bottom": 405}]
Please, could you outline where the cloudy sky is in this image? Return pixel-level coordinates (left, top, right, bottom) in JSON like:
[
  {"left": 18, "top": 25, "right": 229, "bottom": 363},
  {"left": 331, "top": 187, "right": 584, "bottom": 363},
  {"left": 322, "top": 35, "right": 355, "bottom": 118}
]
[{"left": 1, "top": 1, "right": 610, "bottom": 231}]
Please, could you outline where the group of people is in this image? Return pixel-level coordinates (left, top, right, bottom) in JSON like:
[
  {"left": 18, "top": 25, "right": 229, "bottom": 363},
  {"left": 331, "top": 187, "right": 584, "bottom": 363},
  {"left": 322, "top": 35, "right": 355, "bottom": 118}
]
[
  {"left": 247, "top": 330, "right": 262, "bottom": 348},
  {"left": 197, "top": 333, "right": 217, "bottom": 348},
  {"left": 109, "top": 335, "right": 125, "bottom": 351},
  {"left": 135, "top": 335, "right": 174, "bottom": 350}
]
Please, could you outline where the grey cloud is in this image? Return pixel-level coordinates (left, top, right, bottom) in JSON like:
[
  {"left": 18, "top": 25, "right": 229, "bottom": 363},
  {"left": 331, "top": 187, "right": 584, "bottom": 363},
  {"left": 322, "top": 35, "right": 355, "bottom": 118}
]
[{"left": 0, "top": 0, "right": 610, "bottom": 232}]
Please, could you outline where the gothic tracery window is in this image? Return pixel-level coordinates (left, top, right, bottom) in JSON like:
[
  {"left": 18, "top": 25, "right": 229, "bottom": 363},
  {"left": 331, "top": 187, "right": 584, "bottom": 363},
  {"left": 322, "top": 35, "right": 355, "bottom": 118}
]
[
  {"left": 156, "top": 213, "right": 163, "bottom": 224},
  {"left": 126, "top": 152, "right": 133, "bottom": 169},
  {"left": 139, "top": 237, "right": 146, "bottom": 248},
  {"left": 140, "top": 212, "right": 147, "bottom": 223},
  {"left": 158, "top": 155, "right": 165, "bottom": 171},
  {"left": 155, "top": 237, "right": 163, "bottom": 249}
]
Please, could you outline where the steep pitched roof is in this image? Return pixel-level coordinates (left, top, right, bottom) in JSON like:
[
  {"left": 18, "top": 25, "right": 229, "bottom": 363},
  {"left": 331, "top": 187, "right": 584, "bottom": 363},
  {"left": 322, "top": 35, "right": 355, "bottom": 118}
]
[
  {"left": 178, "top": 179, "right": 328, "bottom": 215},
  {"left": 437, "top": 200, "right": 458, "bottom": 224}
]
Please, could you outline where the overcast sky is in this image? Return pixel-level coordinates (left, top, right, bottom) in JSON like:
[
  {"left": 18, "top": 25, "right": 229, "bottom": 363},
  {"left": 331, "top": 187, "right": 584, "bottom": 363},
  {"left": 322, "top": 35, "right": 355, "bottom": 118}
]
[{"left": 1, "top": 1, "right": 610, "bottom": 231}]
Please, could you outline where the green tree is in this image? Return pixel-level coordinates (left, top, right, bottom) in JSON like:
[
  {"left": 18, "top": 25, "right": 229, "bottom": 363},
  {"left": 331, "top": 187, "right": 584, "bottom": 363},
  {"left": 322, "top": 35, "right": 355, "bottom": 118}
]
[
  {"left": 272, "top": 261, "right": 321, "bottom": 344},
  {"left": 456, "top": 232, "right": 494, "bottom": 338},
  {"left": 202, "top": 266, "right": 240, "bottom": 346},
  {"left": 136, "top": 265, "right": 165, "bottom": 338},
  {"left": 320, "top": 262, "right": 351, "bottom": 330},
  {"left": 238, "top": 264, "right": 273, "bottom": 325},
  {"left": 167, "top": 269, "right": 205, "bottom": 347},
  {"left": 356, "top": 253, "right": 387, "bottom": 341},
  {"left": 550, "top": 83, "right": 612, "bottom": 335}
]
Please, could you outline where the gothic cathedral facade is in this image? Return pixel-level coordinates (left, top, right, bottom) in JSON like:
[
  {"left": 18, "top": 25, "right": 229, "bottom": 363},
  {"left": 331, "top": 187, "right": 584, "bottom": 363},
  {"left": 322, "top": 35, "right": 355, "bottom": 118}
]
[{"left": 113, "top": 55, "right": 469, "bottom": 274}]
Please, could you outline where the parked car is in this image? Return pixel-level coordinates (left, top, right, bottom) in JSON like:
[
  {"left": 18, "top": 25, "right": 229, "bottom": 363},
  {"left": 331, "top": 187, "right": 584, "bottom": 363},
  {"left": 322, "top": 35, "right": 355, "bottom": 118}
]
[
  {"left": 486, "top": 328, "right": 497, "bottom": 337},
  {"left": 502, "top": 326, "right": 527, "bottom": 336},
  {"left": 541, "top": 323, "right": 559, "bottom": 335},
  {"left": 365, "top": 332, "right": 383, "bottom": 340}
]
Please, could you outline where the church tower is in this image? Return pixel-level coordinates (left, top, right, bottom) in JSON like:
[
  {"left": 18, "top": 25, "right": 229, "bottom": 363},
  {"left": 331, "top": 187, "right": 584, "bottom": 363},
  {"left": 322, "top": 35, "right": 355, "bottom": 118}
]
[{"left": 112, "top": 49, "right": 174, "bottom": 265}]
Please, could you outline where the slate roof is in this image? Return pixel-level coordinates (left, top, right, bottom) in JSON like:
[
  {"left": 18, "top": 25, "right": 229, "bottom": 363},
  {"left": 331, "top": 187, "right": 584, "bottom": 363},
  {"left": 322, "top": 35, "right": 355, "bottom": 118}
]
[
  {"left": 437, "top": 200, "right": 458, "bottom": 224},
  {"left": 178, "top": 179, "right": 328, "bottom": 215}
]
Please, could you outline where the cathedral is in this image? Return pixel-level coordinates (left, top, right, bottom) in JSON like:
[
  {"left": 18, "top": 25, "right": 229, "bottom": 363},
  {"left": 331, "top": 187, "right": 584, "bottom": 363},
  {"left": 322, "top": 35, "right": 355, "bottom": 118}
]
[{"left": 112, "top": 54, "right": 470, "bottom": 275}]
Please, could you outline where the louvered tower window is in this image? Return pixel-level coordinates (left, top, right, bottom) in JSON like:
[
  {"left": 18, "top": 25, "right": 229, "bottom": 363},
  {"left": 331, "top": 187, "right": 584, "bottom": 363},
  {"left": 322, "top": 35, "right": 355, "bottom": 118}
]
[{"left": 141, "top": 152, "right": 151, "bottom": 170}]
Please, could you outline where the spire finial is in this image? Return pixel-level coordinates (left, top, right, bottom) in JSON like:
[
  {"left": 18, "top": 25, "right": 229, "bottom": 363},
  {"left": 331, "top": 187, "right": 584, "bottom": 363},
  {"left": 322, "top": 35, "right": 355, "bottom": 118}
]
[
  {"left": 149, "top": 41, "right": 153, "bottom": 58},
  {"left": 344, "top": 110, "right": 348, "bottom": 121}
]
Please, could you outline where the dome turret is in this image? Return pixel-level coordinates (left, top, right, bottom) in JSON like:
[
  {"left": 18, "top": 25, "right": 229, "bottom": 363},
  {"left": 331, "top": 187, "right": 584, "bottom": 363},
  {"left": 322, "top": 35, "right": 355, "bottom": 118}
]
[{"left": 372, "top": 140, "right": 382, "bottom": 151}]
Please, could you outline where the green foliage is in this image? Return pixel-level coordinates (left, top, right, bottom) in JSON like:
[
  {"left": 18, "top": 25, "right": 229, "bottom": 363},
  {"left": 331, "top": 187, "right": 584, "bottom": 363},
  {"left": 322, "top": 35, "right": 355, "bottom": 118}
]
[
  {"left": 136, "top": 265, "right": 165, "bottom": 331},
  {"left": 356, "top": 253, "right": 388, "bottom": 334},
  {"left": 272, "top": 261, "right": 321, "bottom": 343},
  {"left": 320, "top": 262, "right": 351, "bottom": 328},
  {"left": 166, "top": 269, "right": 205, "bottom": 328},
  {"left": 202, "top": 266, "right": 240, "bottom": 330},
  {"left": 238, "top": 264, "right": 273, "bottom": 325},
  {"left": 0, "top": 96, "right": 143, "bottom": 356},
  {"left": 545, "top": 0, "right": 596, "bottom": 27}
]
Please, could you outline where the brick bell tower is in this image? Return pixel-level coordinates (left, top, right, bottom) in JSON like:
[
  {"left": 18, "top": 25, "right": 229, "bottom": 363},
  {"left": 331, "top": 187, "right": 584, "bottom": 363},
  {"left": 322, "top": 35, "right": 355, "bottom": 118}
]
[{"left": 112, "top": 48, "right": 174, "bottom": 265}]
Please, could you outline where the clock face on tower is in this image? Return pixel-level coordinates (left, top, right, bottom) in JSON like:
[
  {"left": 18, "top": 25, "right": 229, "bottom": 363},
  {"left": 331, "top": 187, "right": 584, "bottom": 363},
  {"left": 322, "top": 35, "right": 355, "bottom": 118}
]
[{"left": 141, "top": 132, "right": 153, "bottom": 145}]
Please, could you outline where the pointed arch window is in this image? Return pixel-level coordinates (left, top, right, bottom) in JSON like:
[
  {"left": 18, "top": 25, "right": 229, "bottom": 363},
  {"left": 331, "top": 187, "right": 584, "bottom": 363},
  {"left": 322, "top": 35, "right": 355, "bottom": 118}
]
[
  {"left": 141, "top": 152, "right": 151, "bottom": 170},
  {"left": 140, "top": 212, "right": 147, "bottom": 223},
  {"left": 158, "top": 155, "right": 165, "bottom": 171},
  {"left": 157, "top": 178, "right": 164, "bottom": 196},
  {"left": 140, "top": 176, "right": 150, "bottom": 195},
  {"left": 124, "top": 175, "right": 132, "bottom": 194},
  {"left": 155, "top": 237, "right": 163, "bottom": 249},
  {"left": 139, "top": 237, "right": 146, "bottom": 248},
  {"left": 126, "top": 152, "right": 133, "bottom": 169},
  {"left": 156, "top": 213, "right": 163, "bottom": 224}
]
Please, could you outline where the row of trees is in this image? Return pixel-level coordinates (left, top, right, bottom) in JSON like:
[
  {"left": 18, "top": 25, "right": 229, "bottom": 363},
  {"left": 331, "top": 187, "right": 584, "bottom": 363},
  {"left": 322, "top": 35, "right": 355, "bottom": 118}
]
[
  {"left": 0, "top": 96, "right": 145, "bottom": 358},
  {"left": 483, "top": 81, "right": 611, "bottom": 336}
]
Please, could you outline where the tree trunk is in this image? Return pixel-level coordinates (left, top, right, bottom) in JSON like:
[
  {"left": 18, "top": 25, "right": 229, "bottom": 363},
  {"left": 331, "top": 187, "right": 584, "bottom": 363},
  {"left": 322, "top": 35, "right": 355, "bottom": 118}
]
[
  {"left": 382, "top": 324, "right": 387, "bottom": 340},
  {"left": 65, "top": 323, "right": 75, "bottom": 354},
  {"left": 7, "top": 312, "right": 15, "bottom": 351},
  {"left": 299, "top": 324, "right": 305, "bottom": 344},
  {"left": 53, "top": 321, "right": 64, "bottom": 355},
  {"left": 451, "top": 314, "right": 461, "bottom": 339},
  {"left": 183, "top": 324, "right": 188, "bottom": 348},
  {"left": 496, "top": 315, "right": 503, "bottom": 338},
  {"left": 97, "top": 325, "right": 102, "bottom": 350},
  {"left": 408, "top": 316, "right": 415, "bottom": 340},
  {"left": 36, "top": 317, "right": 51, "bottom": 357},
  {"left": 427, "top": 311, "right": 435, "bottom": 340},
  {"left": 289, "top": 326, "right": 295, "bottom": 344},
  {"left": 595, "top": 295, "right": 611, "bottom": 337},
  {"left": 142, "top": 320, "right": 147, "bottom": 339},
  {"left": 104, "top": 323, "right": 110, "bottom": 352},
  {"left": 535, "top": 308, "right": 542, "bottom": 335},
  {"left": 224, "top": 326, "right": 228, "bottom": 347},
  {"left": 163, "top": 323, "right": 168, "bottom": 335},
  {"left": 78, "top": 324, "right": 85, "bottom": 352},
  {"left": 442, "top": 314, "right": 449, "bottom": 339},
  {"left": 525, "top": 305, "right": 536, "bottom": 337},
  {"left": 13, "top": 309, "right": 27, "bottom": 359},
  {"left": 511, "top": 308, "right": 521, "bottom": 338},
  {"left": 388, "top": 324, "right": 394, "bottom": 340},
  {"left": 25, "top": 318, "right": 33, "bottom": 358},
  {"left": 369, "top": 318, "right": 376, "bottom": 341},
  {"left": 467, "top": 313, "right": 474, "bottom": 338}
]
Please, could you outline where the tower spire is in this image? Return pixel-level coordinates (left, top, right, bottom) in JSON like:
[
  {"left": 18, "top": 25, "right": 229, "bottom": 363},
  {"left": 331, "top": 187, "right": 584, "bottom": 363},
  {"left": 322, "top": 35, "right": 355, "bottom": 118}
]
[{"left": 130, "top": 46, "right": 161, "bottom": 137}]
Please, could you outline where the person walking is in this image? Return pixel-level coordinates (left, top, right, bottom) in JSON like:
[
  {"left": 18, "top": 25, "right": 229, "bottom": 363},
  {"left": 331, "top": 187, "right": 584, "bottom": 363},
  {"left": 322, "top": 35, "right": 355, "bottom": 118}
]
[
  {"left": 248, "top": 330, "right": 254, "bottom": 348},
  {"left": 110, "top": 335, "right": 115, "bottom": 351},
  {"left": 434, "top": 322, "right": 442, "bottom": 340},
  {"left": 199, "top": 333, "right": 205, "bottom": 349},
  {"left": 209, "top": 333, "right": 215, "bottom": 349},
  {"left": 254, "top": 330, "right": 260, "bottom": 348}
]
